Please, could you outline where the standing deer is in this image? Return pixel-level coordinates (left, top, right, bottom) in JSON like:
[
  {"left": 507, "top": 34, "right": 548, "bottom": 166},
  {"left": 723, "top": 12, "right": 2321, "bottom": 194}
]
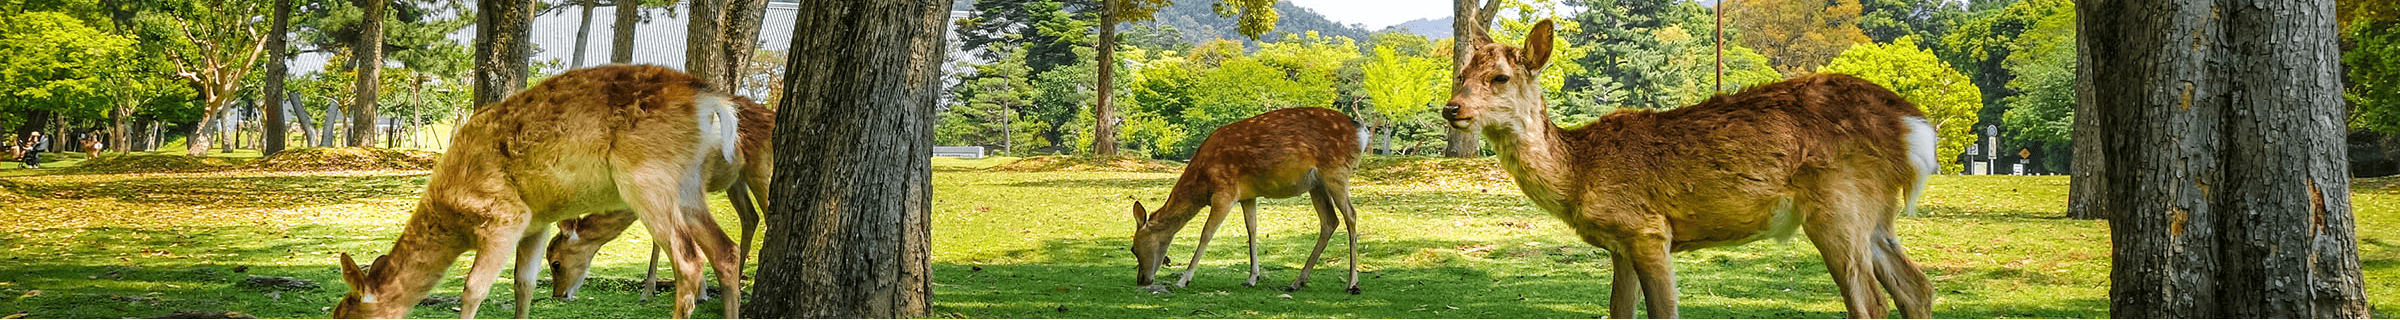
[
  {"left": 542, "top": 97, "right": 771, "bottom": 302},
  {"left": 1131, "top": 107, "right": 1366, "bottom": 294},
  {"left": 1443, "top": 20, "right": 1936, "bottom": 318},
  {"left": 331, "top": 65, "right": 772, "bottom": 319}
]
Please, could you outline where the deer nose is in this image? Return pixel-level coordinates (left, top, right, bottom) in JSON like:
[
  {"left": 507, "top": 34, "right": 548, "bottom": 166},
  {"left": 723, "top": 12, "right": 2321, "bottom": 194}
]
[{"left": 1441, "top": 104, "right": 1461, "bottom": 120}]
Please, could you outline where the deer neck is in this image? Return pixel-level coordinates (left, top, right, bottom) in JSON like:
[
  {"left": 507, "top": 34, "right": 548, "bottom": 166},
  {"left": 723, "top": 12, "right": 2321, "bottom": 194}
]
[
  {"left": 367, "top": 206, "right": 474, "bottom": 313},
  {"left": 1480, "top": 97, "right": 1576, "bottom": 215}
]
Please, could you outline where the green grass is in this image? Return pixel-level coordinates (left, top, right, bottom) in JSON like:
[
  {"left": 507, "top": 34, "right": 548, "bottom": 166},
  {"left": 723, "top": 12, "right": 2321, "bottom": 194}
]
[{"left": 0, "top": 157, "right": 2393, "bottom": 318}]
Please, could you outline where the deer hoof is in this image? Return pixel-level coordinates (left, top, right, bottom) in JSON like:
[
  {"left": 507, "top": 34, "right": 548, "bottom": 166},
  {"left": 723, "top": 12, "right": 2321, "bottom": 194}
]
[
  {"left": 1241, "top": 280, "right": 1257, "bottom": 287},
  {"left": 1346, "top": 287, "right": 1362, "bottom": 295},
  {"left": 1282, "top": 285, "right": 1302, "bottom": 292}
]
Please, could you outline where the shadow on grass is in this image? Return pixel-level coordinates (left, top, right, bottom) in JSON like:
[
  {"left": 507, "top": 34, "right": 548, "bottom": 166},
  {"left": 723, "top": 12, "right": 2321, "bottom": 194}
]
[
  {"left": 930, "top": 228, "right": 2108, "bottom": 319},
  {"left": 1, "top": 174, "right": 428, "bottom": 207}
]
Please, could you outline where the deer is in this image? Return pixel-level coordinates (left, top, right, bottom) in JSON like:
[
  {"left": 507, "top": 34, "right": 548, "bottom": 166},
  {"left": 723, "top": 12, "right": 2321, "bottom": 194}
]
[
  {"left": 1442, "top": 20, "right": 1937, "bottom": 318},
  {"left": 331, "top": 64, "right": 774, "bottom": 319},
  {"left": 1130, "top": 107, "right": 1366, "bottom": 294},
  {"left": 542, "top": 169, "right": 768, "bottom": 303},
  {"left": 80, "top": 136, "right": 104, "bottom": 159}
]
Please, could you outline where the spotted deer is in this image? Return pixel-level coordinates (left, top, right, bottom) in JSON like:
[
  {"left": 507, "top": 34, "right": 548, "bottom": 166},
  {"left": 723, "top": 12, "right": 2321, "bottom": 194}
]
[
  {"left": 1442, "top": 20, "right": 1937, "bottom": 318},
  {"left": 1130, "top": 107, "right": 1366, "bottom": 294},
  {"left": 331, "top": 65, "right": 773, "bottom": 319}
]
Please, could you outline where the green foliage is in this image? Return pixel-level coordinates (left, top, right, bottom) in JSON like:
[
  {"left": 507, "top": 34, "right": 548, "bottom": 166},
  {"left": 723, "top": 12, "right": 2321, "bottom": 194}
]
[
  {"left": 1856, "top": 0, "right": 1969, "bottom": 51},
  {"left": 1362, "top": 43, "right": 1450, "bottom": 129},
  {"left": 1487, "top": 0, "right": 1589, "bottom": 100},
  {"left": 1121, "top": 0, "right": 1362, "bottom": 48},
  {"left": 2350, "top": 19, "right": 2400, "bottom": 134},
  {"left": 0, "top": 11, "right": 138, "bottom": 116},
  {"left": 1938, "top": 0, "right": 2072, "bottom": 138},
  {"left": 1998, "top": 6, "right": 2074, "bottom": 144},
  {"left": 1821, "top": 38, "right": 1981, "bottom": 173},
  {"left": 942, "top": 48, "right": 1045, "bottom": 155},
  {"left": 1726, "top": 0, "right": 1871, "bottom": 75},
  {"left": 1567, "top": 0, "right": 1779, "bottom": 116}
]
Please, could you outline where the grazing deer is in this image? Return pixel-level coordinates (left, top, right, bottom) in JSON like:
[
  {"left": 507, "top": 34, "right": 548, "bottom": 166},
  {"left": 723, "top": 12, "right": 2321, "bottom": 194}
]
[
  {"left": 544, "top": 93, "right": 772, "bottom": 303},
  {"left": 80, "top": 137, "right": 103, "bottom": 158},
  {"left": 1443, "top": 20, "right": 1936, "bottom": 318},
  {"left": 331, "top": 65, "right": 773, "bottom": 319},
  {"left": 543, "top": 165, "right": 769, "bottom": 302},
  {"left": 1131, "top": 107, "right": 1366, "bottom": 294}
]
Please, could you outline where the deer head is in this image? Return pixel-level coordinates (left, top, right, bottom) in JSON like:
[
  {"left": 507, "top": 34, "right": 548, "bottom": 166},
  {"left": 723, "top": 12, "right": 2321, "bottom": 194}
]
[
  {"left": 1443, "top": 19, "right": 1557, "bottom": 134},
  {"left": 1130, "top": 201, "right": 1167, "bottom": 286},
  {"left": 331, "top": 253, "right": 400, "bottom": 318}
]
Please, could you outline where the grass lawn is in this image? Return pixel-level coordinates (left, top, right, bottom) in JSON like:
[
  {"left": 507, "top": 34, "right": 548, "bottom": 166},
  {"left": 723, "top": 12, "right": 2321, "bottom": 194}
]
[{"left": 0, "top": 155, "right": 2392, "bottom": 318}]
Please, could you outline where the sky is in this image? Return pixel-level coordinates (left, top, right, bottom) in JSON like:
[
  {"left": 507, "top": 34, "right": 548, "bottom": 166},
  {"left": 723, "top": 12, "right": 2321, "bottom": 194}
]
[{"left": 1283, "top": 0, "right": 1455, "bottom": 29}]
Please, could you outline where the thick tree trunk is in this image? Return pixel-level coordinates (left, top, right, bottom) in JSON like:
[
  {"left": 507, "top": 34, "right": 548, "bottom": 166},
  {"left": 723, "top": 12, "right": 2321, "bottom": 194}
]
[
  {"left": 349, "top": 0, "right": 384, "bottom": 147},
  {"left": 1092, "top": 3, "right": 1119, "bottom": 157},
  {"left": 720, "top": 0, "right": 768, "bottom": 91},
  {"left": 262, "top": 0, "right": 293, "bottom": 155},
  {"left": 2085, "top": 0, "right": 2372, "bottom": 317},
  {"left": 612, "top": 0, "right": 638, "bottom": 63},
  {"left": 685, "top": 0, "right": 728, "bottom": 88},
  {"left": 744, "top": 0, "right": 944, "bottom": 317},
  {"left": 573, "top": 0, "right": 597, "bottom": 68},
  {"left": 1445, "top": 0, "right": 1498, "bottom": 158},
  {"left": 475, "top": 0, "right": 534, "bottom": 107},
  {"left": 186, "top": 96, "right": 225, "bottom": 156}
]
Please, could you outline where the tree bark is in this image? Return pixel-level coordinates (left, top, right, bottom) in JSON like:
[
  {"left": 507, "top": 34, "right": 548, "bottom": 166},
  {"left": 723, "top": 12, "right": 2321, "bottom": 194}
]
[
  {"left": 350, "top": 0, "right": 385, "bottom": 147},
  {"left": 573, "top": 0, "right": 597, "bottom": 68},
  {"left": 612, "top": 0, "right": 638, "bottom": 63},
  {"left": 2085, "top": 0, "right": 2372, "bottom": 316},
  {"left": 290, "top": 92, "right": 316, "bottom": 147},
  {"left": 686, "top": 0, "right": 728, "bottom": 88},
  {"left": 262, "top": 0, "right": 293, "bottom": 155},
  {"left": 1445, "top": 0, "right": 1499, "bottom": 158},
  {"left": 475, "top": 0, "right": 534, "bottom": 107},
  {"left": 1092, "top": 1, "right": 1119, "bottom": 157},
  {"left": 720, "top": 0, "right": 768, "bottom": 92},
  {"left": 2064, "top": 6, "right": 2102, "bottom": 220},
  {"left": 744, "top": 0, "right": 944, "bottom": 317}
]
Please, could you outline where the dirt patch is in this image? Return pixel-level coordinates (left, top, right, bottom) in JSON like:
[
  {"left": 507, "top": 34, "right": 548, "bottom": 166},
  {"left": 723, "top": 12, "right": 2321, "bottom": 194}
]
[
  {"left": 1355, "top": 157, "right": 1510, "bottom": 185},
  {"left": 984, "top": 156, "right": 1183, "bottom": 173},
  {"left": 69, "top": 155, "right": 242, "bottom": 173},
  {"left": 242, "top": 147, "right": 440, "bottom": 171}
]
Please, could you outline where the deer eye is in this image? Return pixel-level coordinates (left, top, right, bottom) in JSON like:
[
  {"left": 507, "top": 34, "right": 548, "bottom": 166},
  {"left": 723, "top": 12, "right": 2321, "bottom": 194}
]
[{"left": 1492, "top": 75, "right": 1511, "bottom": 83}]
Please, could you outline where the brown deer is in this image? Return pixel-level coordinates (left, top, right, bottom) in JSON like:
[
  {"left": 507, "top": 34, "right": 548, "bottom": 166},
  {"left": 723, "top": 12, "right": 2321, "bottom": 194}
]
[
  {"left": 1131, "top": 107, "right": 1366, "bottom": 294},
  {"left": 80, "top": 137, "right": 104, "bottom": 159},
  {"left": 543, "top": 167, "right": 768, "bottom": 302},
  {"left": 1442, "top": 20, "right": 1937, "bottom": 318},
  {"left": 331, "top": 65, "right": 773, "bottom": 319}
]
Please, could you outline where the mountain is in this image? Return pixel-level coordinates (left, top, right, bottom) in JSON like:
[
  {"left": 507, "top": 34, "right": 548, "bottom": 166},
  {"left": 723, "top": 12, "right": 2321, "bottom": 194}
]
[
  {"left": 1384, "top": 17, "right": 1452, "bottom": 39},
  {"left": 1130, "top": 1, "right": 1373, "bottom": 49}
]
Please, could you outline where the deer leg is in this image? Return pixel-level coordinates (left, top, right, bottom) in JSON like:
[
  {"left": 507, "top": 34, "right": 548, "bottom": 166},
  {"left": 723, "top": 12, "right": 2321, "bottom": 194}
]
[
  {"left": 457, "top": 227, "right": 527, "bottom": 319},
  {"left": 641, "top": 242, "right": 663, "bottom": 303},
  {"left": 678, "top": 196, "right": 745, "bottom": 319},
  {"left": 1608, "top": 252, "right": 1640, "bottom": 319},
  {"left": 1872, "top": 226, "right": 1933, "bottom": 318},
  {"left": 1286, "top": 188, "right": 1340, "bottom": 292},
  {"left": 1804, "top": 217, "right": 1889, "bottom": 318},
  {"left": 1327, "top": 183, "right": 1363, "bottom": 294},
  {"left": 1624, "top": 236, "right": 1678, "bottom": 319},
  {"left": 1174, "top": 202, "right": 1235, "bottom": 288},
  {"left": 1240, "top": 199, "right": 1261, "bottom": 287},
  {"left": 511, "top": 224, "right": 558, "bottom": 318},
  {"left": 729, "top": 181, "right": 763, "bottom": 283}
]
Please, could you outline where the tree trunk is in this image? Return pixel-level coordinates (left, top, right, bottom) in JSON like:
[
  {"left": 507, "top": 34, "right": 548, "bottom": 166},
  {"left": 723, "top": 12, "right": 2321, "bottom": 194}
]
[
  {"left": 744, "top": 0, "right": 944, "bottom": 317},
  {"left": 475, "top": 0, "right": 534, "bottom": 107},
  {"left": 2084, "top": 0, "right": 2372, "bottom": 316},
  {"left": 290, "top": 92, "right": 317, "bottom": 147},
  {"left": 2064, "top": 11, "right": 2102, "bottom": 220},
  {"left": 187, "top": 95, "right": 224, "bottom": 156},
  {"left": 1092, "top": 2, "right": 1120, "bottom": 157},
  {"left": 719, "top": 0, "right": 768, "bottom": 91},
  {"left": 685, "top": 0, "right": 728, "bottom": 88},
  {"left": 219, "top": 104, "right": 236, "bottom": 153},
  {"left": 262, "top": 0, "right": 293, "bottom": 155},
  {"left": 611, "top": 0, "right": 638, "bottom": 63},
  {"left": 572, "top": 0, "right": 597, "bottom": 68},
  {"left": 1445, "top": 0, "right": 1499, "bottom": 158},
  {"left": 320, "top": 96, "right": 342, "bottom": 147},
  {"left": 111, "top": 105, "right": 130, "bottom": 155},
  {"left": 349, "top": 0, "right": 384, "bottom": 147}
]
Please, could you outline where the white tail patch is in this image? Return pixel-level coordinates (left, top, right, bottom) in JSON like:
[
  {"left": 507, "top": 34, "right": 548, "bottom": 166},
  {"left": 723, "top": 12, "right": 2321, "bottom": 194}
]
[
  {"left": 695, "top": 94, "right": 741, "bottom": 163},
  {"left": 1901, "top": 116, "right": 1937, "bottom": 216}
]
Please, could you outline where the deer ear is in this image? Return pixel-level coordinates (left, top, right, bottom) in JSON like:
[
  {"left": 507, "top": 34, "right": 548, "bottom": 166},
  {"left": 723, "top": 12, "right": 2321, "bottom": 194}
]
[
  {"left": 339, "top": 253, "right": 370, "bottom": 291},
  {"left": 1522, "top": 19, "right": 1556, "bottom": 71},
  {"left": 1132, "top": 201, "right": 1150, "bottom": 230}
]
